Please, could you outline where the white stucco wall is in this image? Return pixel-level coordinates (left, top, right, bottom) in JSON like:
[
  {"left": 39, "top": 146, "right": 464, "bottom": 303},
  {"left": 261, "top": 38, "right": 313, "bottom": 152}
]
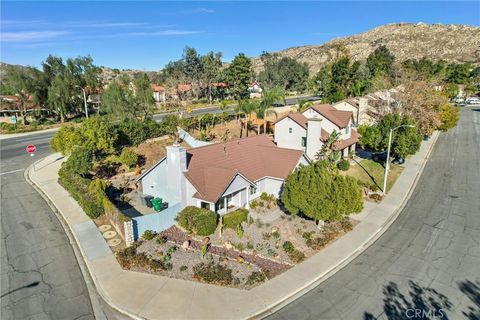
[
  {"left": 223, "top": 174, "right": 251, "bottom": 196},
  {"left": 141, "top": 160, "right": 168, "bottom": 199},
  {"left": 256, "top": 177, "right": 284, "bottom": 198},
  {"left": 274, "top": 117, "right": 306, "bottom": 151},
  {"left": 184, "top": 178, "right": 199, "bottom": 207}
]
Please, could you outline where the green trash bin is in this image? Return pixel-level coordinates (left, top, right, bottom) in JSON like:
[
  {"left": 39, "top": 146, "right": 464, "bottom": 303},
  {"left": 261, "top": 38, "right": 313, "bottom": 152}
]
[{"left": 151, "top": 198, "right": 162, "bottom": 212}]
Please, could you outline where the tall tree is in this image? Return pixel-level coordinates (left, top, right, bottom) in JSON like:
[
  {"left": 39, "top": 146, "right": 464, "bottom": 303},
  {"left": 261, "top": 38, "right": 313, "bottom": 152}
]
[
  {"left": 227, "top": 53, "right": 252, "bottom": 100},
  {"left": 366, "top": 45, "right": 395, "bottom": 78},
  {"left": 1, "top": 66, "right": 37, "bottom": 123},
  {"left": 258, "top": 52, "right": 309, "bottom": 92},
  {"left": 202, "top": 51, "right": 222, "bottom": 103},
  {"left": 134, "top": 73, "right": 155, "bottom": 120}
]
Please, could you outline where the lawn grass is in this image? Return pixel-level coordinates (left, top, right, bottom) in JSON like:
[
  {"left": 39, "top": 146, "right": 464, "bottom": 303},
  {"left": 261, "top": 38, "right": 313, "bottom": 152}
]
[{"left": 345, "top": 159, "right": 404, "bottom": 192}]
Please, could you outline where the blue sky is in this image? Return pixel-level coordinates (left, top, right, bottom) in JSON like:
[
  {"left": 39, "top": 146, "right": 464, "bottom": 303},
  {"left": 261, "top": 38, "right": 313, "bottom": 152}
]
[{"left": 1, "top": 1, "right": 479, "bottom": 71}]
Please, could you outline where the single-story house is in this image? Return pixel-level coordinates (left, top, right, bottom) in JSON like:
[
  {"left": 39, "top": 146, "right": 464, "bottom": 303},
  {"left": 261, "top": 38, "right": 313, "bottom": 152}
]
[
  {"left": 137, "top": 135, "right": 309, "bottom": 215},
  {"left": 274, "top": 104, "right": 360, "bottom": 161},
  {"left": 151, "top": 84, "right": 166, "bottom": 103}
]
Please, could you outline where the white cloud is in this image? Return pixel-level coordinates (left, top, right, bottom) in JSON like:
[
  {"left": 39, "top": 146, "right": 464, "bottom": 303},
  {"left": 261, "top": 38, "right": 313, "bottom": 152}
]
[
  {"left": 79, "top": 22, "right": 148, "bottom": 28},
  {"left": 1, "top": 31, "right": 69, "bottom": 42},
  {"left": 125, "top": 30, "right": 202, "bottom": 36},
  {"left": 191, "top": 8, "right": 215, "bottom": 14}
]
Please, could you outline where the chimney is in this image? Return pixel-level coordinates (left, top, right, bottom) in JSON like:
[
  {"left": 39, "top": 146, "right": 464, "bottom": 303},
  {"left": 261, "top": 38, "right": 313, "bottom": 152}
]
[
  {"left": 166, "top": 144, "right": 187, "bottom": 205},
  {"left": 357, "top": 97, "right": 368, "bottom": 125},
  {"left": 306, "top": 117, "right": 323, "bottom": 161}
]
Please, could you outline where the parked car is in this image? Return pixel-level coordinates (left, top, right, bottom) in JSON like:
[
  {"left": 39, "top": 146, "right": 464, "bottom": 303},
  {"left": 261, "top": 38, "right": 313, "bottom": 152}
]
[
  {"left": 372, "top": 152, "right": 404, "bottom": 165},
  {"left": 466, "top": 97, "right": 480, "bottom": 105},
  {"left": 392, "top": 157, "right": 405, "bottom": 165}
]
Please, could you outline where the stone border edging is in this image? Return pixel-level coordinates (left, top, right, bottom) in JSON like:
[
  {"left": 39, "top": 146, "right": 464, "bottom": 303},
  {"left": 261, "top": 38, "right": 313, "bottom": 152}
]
[
  {"left": 24, "top": 161, "right": 138, "bottom": 320},
  {"left": 251, "top": 131, "right": 440, "bottom": 319}
]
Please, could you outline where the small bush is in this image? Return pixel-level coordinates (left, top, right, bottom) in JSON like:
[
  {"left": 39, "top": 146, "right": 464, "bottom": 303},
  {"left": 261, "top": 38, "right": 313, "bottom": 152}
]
[
  {"left": 250, "top": 200, "right": 258, "bottom": 209},
  {"left": 282, "top": 241, "right": 305, "bottom": 263},
  {"left": 177, "top": 206, "right": 217, "bottom": 236},
  {"left": 192, "top": 262, "right": 234, "bottom": 286},
  {"left": 156, "top": 236, "right": 167, "bottom": 245},
  {"left": 119, "top": 147, "right": 138, "bottom": 169},
  {"left": 260, "top": 192, "right": 269, "bottom": 201},
  {"left": 180, "top": 265, "right": 188, "bottom": 272},
  {"left": 246, "top": 271, "right": 267, "bottom": 286},
  {"left": 142, "top": 230, "right": 156, "bottom": 240},
  {"left": 337, "top": 159, "right": 350, "bottom": 171},
  {"left": 223, "top": 208, "right": 248, "bottom": 230},
  {"left": 340, "top": 218, "right": 353, "bottom": 232}
]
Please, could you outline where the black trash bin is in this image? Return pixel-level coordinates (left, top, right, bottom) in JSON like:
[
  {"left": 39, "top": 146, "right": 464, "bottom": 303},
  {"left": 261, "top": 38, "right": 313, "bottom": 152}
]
[{"left": 145, "top": 195, "right": 154, "bottom": 208}]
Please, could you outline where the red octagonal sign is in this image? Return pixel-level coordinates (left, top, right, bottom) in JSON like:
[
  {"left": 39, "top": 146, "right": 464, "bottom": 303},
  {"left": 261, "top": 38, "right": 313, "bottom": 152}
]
[{"left": 26, "top": 144, "right": 37, "bottom": 154}]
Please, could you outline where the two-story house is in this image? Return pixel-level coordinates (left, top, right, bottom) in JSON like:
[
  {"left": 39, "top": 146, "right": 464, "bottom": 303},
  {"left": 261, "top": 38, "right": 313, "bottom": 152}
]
[{"left": 274, "top": 104, "right": 360, "bottom": 161}]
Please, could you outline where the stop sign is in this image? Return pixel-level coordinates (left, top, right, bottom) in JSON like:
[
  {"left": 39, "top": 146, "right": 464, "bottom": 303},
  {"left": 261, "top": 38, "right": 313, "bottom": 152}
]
[{"left": 26, "top": 144, "right": 36, "bottom": 154}]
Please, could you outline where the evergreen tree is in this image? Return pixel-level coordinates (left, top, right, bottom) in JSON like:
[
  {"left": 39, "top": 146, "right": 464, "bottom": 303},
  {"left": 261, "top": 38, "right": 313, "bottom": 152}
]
[{"left": 227, "top": 53, "right": 252, "bottom": 100}]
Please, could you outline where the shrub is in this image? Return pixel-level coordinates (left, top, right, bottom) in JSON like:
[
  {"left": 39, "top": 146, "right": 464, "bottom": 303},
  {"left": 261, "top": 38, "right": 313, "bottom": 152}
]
[
  {"left": 250, "top": 200, "right": 258, "bottom": 209},
  {"left": 340, "top": 218, "right": 353, "bottom": 232},
  {"left": 337, "top": 159, "right": 350, "bottom": 171},
  {"left": 58, "top": 165, "right": 104, "bottom": 219},
  {"left": 260, "top": 192, "right": 269, "bottom": 201},
  {"left": 438, "top": 104, "right": 460, "bottom": 131},
  {"left": 50, "top": 125, "right": 79, "bottom": 156},
  {"left": 156, "top": 236, "right": 167, "bottom": 245},
  {"left": 142, "top": 230, "right": 156, "bottom": 240},
  {"left": 192, "top": 262, "right": 234, "bottom": 286},
  {"left": 65, "top": 145, "right": 95, "bottom": 176},
  {"left": 177, "top": 206, "right": 217, "bottom": 236},
  {"left": 116, "top": 118, "right": 163, "bottom": 146},
  {"left": 119, "top": 147, "right": 138, "bottom": 169},
  {"left": 282, "top": 241, "right": 305, "bottom": 263},
  {"left": 180, "top": 265, "right": 188, "bottom": 272},
  {"left": 222, "top": 209, "right": 248, "bottom": 230},
  {"left": 246, "top": 271, "right": 267, "bottom": 286}
]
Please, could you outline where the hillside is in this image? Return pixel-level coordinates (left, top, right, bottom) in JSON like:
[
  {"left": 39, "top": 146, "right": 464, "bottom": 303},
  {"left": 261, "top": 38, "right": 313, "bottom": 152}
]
[{"left": 252, "top": 23, "right": 480, "bottom": 74}]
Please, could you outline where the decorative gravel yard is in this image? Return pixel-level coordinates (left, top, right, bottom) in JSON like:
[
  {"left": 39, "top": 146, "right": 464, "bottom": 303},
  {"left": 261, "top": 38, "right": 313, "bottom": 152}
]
[{"left": 115, "top": 210, "right": 357, "bottom": 289}]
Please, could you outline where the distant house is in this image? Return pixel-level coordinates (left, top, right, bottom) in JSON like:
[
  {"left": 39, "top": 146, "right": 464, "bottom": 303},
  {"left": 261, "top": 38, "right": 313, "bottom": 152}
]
[
  {"left": 334, "top": 97, "right": 374, "bottom": 126},
  {"left": 151, "top": 84, "right": 166, "bottom": 103},
  {"left": 137, "top": 135, "right": 308, "bottom": 215},
  {"left": 274, "top": 104, "right": 359, "bottom": 160},
  {"left": 0, "top": 95, "right": 39, "bottom": 123},
  {"left": 248, "top": 81, "right": 263, "bottom": 99}
]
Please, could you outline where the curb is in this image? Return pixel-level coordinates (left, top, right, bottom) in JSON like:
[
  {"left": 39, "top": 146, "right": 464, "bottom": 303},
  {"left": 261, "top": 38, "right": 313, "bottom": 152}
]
[
  {"left": 24, "top": 160, "right": 137, "bottom": 320},
  {"left": 251, "top": 131, "right": 440, "bottom": 319},
  {"left": 0, "top": 127, "right": 60, "bottom": 140},
  {"left": 24, "top": 132, "right": 440, "bottom": 320}
]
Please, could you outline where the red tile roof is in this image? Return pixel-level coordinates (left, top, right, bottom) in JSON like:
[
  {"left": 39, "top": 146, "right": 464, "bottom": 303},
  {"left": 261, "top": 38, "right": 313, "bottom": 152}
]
[
  {"left": 274, "top": 112, "right": 308, "bottom": 129},
  {"left": 150, "top": 84, "right": 165, "bottom": 92},
  {"left": 184, "top": 135, "right": 304, "bottom": 203},
  {"left": 308, "top": 104, "right": 353, "bottom": 128},
  {"left": 333, "top": 129, "right": 360, "bottom": 151}
]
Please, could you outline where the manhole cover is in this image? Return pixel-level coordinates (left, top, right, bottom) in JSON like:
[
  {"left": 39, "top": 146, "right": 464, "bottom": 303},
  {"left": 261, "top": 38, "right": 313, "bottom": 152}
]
[
  {"left": 107, "top": 238, "right": 121, "bottom": 247},
  {"left": 103, "top": 230, "right": 117, "bottom": 239},
  {"left": 99, "top": 225, "right": 112, "bottom": 232}
]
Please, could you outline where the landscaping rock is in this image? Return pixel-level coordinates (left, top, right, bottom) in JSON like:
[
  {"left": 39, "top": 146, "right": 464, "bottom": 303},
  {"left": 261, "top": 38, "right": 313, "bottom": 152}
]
[
  {"left": 237, "top": 256, "right": 245, "bottom": 264},
  {"left": 181, "top": 240, "right": 190, "bottom": 250},
  {"left": 271, "top": 226, "right": 279, "bottom": 234},
  {"left": 224, "top": 241, "right": 233, "bottom": 250}
]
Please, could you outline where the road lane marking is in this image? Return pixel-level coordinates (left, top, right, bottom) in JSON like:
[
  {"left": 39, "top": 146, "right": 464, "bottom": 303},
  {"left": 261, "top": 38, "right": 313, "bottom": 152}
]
[{"left": 0, "top": 168, "right": 25, "bottom": 176}]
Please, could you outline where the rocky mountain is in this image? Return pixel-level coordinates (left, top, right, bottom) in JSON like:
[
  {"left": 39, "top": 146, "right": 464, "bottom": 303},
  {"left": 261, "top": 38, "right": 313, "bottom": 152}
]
[{"left": 252, "top": 23, "right": 480, "bottom": 74}]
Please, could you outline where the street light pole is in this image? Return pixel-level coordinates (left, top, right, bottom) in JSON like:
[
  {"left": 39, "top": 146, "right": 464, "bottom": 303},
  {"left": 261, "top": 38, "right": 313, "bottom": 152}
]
[{"left": 382, "top": 124, "right": 415, "bottom": 195}]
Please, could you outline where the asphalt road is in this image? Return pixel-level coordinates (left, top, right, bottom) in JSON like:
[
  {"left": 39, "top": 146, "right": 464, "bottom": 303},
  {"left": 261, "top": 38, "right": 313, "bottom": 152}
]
[
  {"left": 0, "top": 135, "right": 95, "bottom": 319},
  {"left": 268, "top": 107, "right": 480, "bottom": 319}
]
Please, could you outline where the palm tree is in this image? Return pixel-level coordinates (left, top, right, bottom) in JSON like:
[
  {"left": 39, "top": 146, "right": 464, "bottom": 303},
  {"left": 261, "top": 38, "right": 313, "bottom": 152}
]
[
  {"left": 315, "top": 130, "right": 342, "bottom": 164},
  {"left": 293, "top": 99, "right": 313, "bottom": 112},
  {"left": 237, "top": 99, "right": 256, "bottom": 137},
  {"left": 254, "top": 87, "right": 285, "bottom": 134}
]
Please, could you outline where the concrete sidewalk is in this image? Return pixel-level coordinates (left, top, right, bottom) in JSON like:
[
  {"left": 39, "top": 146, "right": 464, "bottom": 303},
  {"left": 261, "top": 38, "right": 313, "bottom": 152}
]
[{"left": 27, "top": 132, "right": 439, "bottom": 320}]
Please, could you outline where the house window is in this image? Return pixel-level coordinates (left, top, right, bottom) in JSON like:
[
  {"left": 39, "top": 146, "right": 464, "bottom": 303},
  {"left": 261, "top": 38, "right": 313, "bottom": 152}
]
[
  {"left": 250, "top": 185, "right": 257, "bottom": 195},
  {"left": 345, "top": 126, "right": 350, "bottom": 134},
  {"left": 288, "top": 128, "right": 292, "bottom": 133},
  {"left": 301, "top": 137, "right": 307, "bottom": 147},
  {"left": 200, "top": 202, "right": 210, "bottom": 209}
]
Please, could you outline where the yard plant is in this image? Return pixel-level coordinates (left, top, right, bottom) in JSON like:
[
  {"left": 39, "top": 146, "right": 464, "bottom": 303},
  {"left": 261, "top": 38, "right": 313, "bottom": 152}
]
[
  {"left": 222, "top": 208, "right": 248, "bottom": 230},
  {"left": 177, "top": 206, "right": 217, "bottom": 236}
]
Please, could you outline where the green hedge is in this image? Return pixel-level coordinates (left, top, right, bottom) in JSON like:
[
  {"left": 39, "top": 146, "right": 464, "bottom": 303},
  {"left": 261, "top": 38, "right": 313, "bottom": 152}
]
[
  {"left": 58, "top": 165, "right": 103, "bottom": 218},
  {"left": 222, "top": 209, "right": 248, "bottom": 230},
  {"left": 337, "top": 159, "right": 350, "bottom": 171},
  {"left": 177, "top": 206, "right": 217, "bottom": 236}
]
